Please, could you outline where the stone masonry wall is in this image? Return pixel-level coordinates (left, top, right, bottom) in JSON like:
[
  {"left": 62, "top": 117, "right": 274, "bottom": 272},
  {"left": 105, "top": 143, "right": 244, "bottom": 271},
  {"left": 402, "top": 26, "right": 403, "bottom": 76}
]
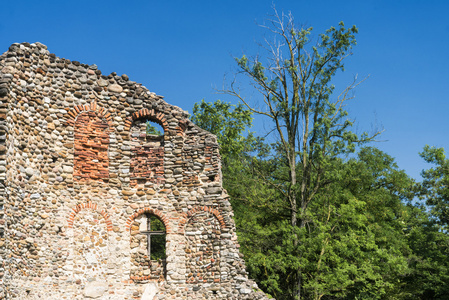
[{"left": 0, "top": 42, "right": 270, "bottom": 299}]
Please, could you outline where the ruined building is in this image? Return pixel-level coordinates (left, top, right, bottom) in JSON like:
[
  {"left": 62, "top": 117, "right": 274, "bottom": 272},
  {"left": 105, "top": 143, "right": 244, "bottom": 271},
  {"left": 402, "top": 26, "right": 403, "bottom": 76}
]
[{"left": 0, "top": 42, "right": 269, "bottom": 299}]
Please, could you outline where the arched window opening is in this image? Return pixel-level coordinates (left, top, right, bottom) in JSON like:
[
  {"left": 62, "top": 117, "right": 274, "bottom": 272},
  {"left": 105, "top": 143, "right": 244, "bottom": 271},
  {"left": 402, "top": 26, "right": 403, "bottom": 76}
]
[
  {"left": 130, "top": 119, "right": 165, "bottom": 186},
  {"left": 130, "top": 213, "right": 166, "bottom": 280},
  {"left": 145, "top": 120, "right": 164, "bottom": 136}
]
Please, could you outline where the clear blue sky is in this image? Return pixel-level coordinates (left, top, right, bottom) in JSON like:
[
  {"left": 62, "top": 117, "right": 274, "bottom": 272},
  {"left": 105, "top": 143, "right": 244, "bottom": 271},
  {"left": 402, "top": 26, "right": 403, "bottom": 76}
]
[{"left": 1, "top": 0, "right": 448, "bottom": 180}]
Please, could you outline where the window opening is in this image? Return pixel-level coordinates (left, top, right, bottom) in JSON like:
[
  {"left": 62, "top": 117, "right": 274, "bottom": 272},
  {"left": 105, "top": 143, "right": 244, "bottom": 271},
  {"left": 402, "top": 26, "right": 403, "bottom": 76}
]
[
  {"left": 130, "top": 119, "right": 165, "bottom": 186},
  {"left": 146, "top": 121, "right": 163, "bottom": 136},
  {"left": 130, "top": 213, "right": 167, "bottom": 280},
  {"left": 139, "top": 214, "right": 166, "bottom": 260}
]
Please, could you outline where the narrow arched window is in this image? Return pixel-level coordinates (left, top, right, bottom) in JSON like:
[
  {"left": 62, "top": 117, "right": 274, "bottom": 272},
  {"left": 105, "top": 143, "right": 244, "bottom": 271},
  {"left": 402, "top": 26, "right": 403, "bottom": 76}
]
[
  {"left": 130, "top": 119, "right": 164, "bottom": 186},
  {"left": 130, "top": 213, "right": 166, "bottom": 280}
]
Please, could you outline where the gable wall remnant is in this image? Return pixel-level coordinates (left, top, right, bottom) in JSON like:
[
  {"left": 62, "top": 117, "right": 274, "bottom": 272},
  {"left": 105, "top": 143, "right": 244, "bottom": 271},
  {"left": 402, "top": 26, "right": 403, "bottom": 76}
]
[{"left": 0, "top": 42, "right": 269, "bottom": 299}]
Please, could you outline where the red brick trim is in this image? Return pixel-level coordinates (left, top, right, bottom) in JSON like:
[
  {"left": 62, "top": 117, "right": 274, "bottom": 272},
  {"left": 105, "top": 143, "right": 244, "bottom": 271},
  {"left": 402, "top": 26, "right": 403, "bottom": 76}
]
[
  {"left": 179, "top": 206, "right": 226, "bottom": 233},
  {"left": 65, "top": 101, "right": 113, "bottom": 127},
  {"left": 127, "top": 208, "right": 171, "bottom": 282},
  {"left": 125, "top": 208, "right": 172, "bottom": 234},
  {"left": 177, "top": 119, "right": 188, "bottom": 135},
  {"left": 124, "top": 108, "right": 168, "bottom": 132},
  {"left": 130, "top": 275, "right": 165, "bottom": 282},
  {"left": 67, "top": 202, "right": 113, "bottom": 231}
]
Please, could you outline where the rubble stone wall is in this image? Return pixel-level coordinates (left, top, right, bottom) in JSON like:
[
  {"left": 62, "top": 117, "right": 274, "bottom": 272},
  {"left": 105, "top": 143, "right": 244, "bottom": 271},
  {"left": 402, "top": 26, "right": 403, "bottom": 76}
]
[{"left": 0, "top": 42, "right": 269, "bottom": 299}]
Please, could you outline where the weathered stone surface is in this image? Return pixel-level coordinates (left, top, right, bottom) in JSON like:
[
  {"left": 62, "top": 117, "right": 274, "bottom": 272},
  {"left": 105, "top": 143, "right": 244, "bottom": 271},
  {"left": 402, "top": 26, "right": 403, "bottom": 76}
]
[
  {"left": 97, "top": 78, "right": 108, "bottom": 87},
  {"left": 0, "top": 42, "right": 269, "bottom": 300},
  {"left": 1, "top": 66, "right": 15, "bottom": 74},
  {"left": 84, "top": 281, "right": 109, "bottom": 298},
  {"left": 142, "top": 282, "right": 159, "bottom": 300},
  {"left": 108, "top": 84, "right": 123, "bottom": 93}
]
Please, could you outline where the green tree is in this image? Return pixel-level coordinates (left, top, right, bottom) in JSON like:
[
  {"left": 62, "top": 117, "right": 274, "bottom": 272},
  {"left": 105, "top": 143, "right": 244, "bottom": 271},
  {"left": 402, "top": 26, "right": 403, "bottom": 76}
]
[
  {"left": 192, "top": 97, "right": 417, "bottom": 299},
  {"left": 191, "top": 99, "right": 267, "bottom": 205},
  {"left": 191, "top": 99, "right": 262, "bottom": 165},
  {"left": 402, "top": 145, "right": 449, "bottom": 299},
  {"left": 191, "top": 100, "right": 271, "bottom": 248},
  {"left": 420, "top": 145, "right": 449, "bottom": 229},
  {"left": 341, "top": 147, "right": 415, "bottom": 299},
  {"left": 237, "top": 147, "right": 415, "bottom": 299},
  {"left": 401, "top": 204, "right": 449, "bottom": 299},
  {"left": 222, "top": 9, "right": 380, "bottom": 299}
]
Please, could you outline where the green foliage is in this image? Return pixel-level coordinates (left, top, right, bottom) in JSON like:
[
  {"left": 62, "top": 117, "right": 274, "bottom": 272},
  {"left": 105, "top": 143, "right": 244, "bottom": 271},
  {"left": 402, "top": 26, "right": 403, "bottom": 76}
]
[
  {"left": 191, "top": 101, "right": 449, "bottom": 300},
  {"left": 191, "top": 99, "right": 263, "bottom": 165},
  {"left": 402, "top": 145, "right": 449, "bottom": 299},
  {"left": 235, "top": 148, "right": 416, "bottom": 299},
  {"left": 149, "top": 216, "right": 166, "bottom": 261},
  {"left": 191, "top": 99, "right": 269, "bottom": 213},
  {"left": 225, "top": 10, "right": 382, "bottom": 299},
  {"left": 191, "top": 10, "right": 449, "bottom": 300},
  {"left": 420, "top": 145, "right": 449, "bottom": 228},
  {"left": 400, "top": 205, "right": 449, "bottom": 299}
]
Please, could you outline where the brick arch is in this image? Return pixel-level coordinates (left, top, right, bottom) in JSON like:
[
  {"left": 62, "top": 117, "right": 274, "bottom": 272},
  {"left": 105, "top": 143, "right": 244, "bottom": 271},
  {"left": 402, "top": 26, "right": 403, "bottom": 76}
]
[
  {"left": 67, "top": 202, "right": 113, "bottom": 231},
  {"left": 179, "top": 206, "right": 226, "bottom": 234},
  {"left": 127, "top": 109, "right": 166, "bottom": 186},
  {"left": 124, "top": 108, "right": 186, "bottom": 135},
  {"left": 126, "top": 208, "right": 172, "bottom": 234},
  {"left": 68, "top": 102, "right": 112, "bottom": 182},
  {"left": 124, "top": 108, "right": 168, "bottom": 133},
  {"left": 66, "top": 101, "right": 113, "bottom": 128},
  {"left": 178, "top": 119, "right": 188, "bottom": 134}
]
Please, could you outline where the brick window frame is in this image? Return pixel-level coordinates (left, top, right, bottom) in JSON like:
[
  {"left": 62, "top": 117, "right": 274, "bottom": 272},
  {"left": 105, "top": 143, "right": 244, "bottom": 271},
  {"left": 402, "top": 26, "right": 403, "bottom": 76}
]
[
  {"left": 126, "top": 109, "right": 169, "bottom": 186},
  {"left": 179, "top": 206, "right": 227, "bottom": 232},
  {"left": 126, "top": 208, "right": 171, "bottom": 281},
  {"left": 67, "top": 202, "right": 112, "bottom": 280},
  {"left": 67, "top": 202, "right": 113, "bottom": 231},
  {"left": 66, "top": 102, "right": 113, "bottom": 183}
]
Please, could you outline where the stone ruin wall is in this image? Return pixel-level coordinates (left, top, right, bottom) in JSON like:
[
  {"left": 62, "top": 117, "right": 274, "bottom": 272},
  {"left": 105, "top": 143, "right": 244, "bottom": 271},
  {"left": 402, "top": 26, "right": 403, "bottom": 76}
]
[{"left": 0, "top": 42, "right": 269, "bottom": 299}]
